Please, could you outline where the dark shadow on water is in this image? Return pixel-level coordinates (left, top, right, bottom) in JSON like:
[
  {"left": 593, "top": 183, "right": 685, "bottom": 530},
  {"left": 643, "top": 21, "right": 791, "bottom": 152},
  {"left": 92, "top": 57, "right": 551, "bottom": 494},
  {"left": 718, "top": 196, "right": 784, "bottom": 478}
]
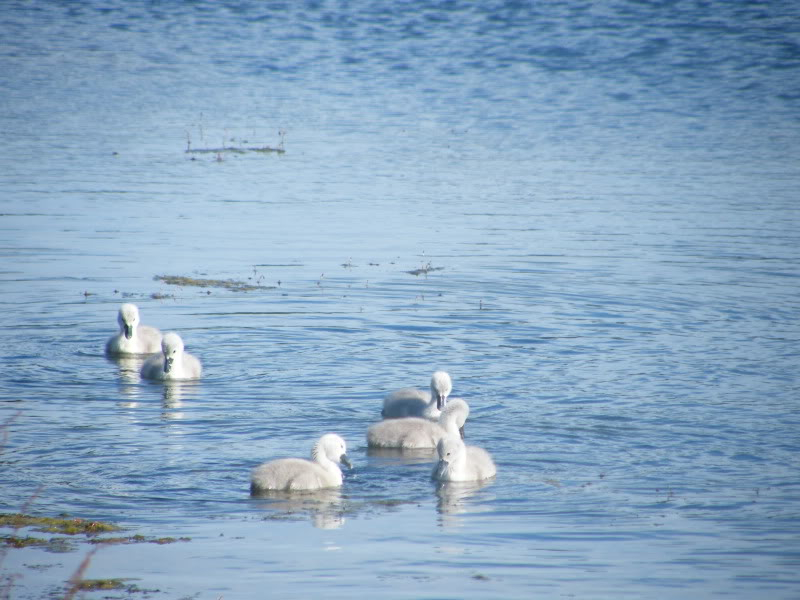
[
  {"left": 366, "top": 446, "right": 438, "bottom": 464},
  {"left": 250, "top": 488, "right": 345, "bottom": 530}
]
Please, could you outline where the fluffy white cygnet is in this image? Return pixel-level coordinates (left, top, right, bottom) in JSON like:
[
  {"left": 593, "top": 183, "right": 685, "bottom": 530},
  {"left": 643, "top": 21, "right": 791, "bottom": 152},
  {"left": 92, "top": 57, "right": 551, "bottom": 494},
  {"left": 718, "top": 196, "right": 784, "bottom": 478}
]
[
  {"left": 432, "top": 435, "right": 496, "bottom": 482},
  {"left": 367, "top": 398, "right": 470, "bottom": 449},
  {"left": 105, "top": 303, "right": 162, "bottom": 355},
  {"left": 140, "top": 332, "right": 202, "bottom": 381},
  {"left": 381, "top": 371, "right": 453, "bottom": 420},
  {"left": 250, "top": 433, "right": 352, "bottom": 493}
]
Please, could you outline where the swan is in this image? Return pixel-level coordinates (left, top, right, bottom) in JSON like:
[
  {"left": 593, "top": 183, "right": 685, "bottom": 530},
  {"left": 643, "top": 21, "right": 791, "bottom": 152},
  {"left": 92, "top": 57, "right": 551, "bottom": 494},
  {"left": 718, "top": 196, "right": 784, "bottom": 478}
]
[
  {"left": 105, "top": 303, "right": 162, "bottom": 355},
  {"left": 382, "top": 371, "right": 453, "bottom": 420},
  {"left": 432, "top": 435, "right": 496, "bottom": 482},
  {"left": 367, "top": 398, "right": 470, "bottom": 449},
  {"left": 250, "top": 434, "right": 352, "bottom": 493},
  {"left": 140, "top": 332, "right": 202, "bottom": 381}
]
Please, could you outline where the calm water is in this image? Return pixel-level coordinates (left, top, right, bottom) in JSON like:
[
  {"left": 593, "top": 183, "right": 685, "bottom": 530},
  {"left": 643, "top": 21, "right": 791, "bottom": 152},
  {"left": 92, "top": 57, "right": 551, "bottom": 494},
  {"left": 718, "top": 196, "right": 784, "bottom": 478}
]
[{"left": 1, "top": 1, "right": 799, "bottom": 598}]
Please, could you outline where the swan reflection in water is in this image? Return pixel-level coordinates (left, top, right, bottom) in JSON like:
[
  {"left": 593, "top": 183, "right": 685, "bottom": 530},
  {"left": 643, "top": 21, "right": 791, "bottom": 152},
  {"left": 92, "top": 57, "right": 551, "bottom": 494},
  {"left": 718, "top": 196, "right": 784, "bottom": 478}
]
[
  {"left": 107, "top": 354, "right": 146, "bottom": 406},
  {"left": 251, "top": 488, "right": 346, "bottom": 530},
  {"left": 161, "top": 380, "right": 203, "bottom": 420},
  {"left": 435, "top": 479, "right": 496, "bottom": 528}
]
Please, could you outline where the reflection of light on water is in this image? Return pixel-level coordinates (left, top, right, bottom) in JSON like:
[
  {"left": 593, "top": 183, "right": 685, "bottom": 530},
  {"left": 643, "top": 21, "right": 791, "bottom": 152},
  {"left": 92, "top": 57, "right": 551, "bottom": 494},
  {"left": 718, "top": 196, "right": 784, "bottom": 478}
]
[
  {"left": 161, "top": 381, "right": 200, "bottom": 420},
  {"left": 435, "top": 480, "right": 495, "bottom": 529},
  {"left": 162, "top": 410, "right": 185, "bottom": 420},
  {"left": 252, "top": 488, "right": 346, "bottom": 530},
  {"left": 163, "top": 382, "right": 185, "bottom": 406}
]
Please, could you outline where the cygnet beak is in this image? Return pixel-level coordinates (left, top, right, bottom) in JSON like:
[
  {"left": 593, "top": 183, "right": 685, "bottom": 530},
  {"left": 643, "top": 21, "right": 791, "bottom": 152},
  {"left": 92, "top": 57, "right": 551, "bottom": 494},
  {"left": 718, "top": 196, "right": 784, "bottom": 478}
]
[
  {"left": 436, "top": 393, "right": 448, "bottom": 411},
  {"left": 163, "top": 357, "right": 173, "bottom": 373},
  {"left": 124, "top": 324, "right": 134, "bottom": 340},
  {"left": 459, "top": 425, "right": 465, "bottom": 440},
  {"left": 340, "top": 454, "right": 352, "bottom": 469}
]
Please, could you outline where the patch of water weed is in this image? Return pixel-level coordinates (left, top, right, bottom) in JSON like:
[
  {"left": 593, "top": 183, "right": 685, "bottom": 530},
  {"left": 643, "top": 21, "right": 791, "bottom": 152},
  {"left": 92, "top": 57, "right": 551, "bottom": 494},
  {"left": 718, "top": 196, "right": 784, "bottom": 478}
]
[
  {"left": 150, "top": 292, "right": 174, "bottom": 300},
  {"left": 154, "top": 274, "right": 275, "bottom": 292},
  {"left": 185, "top": 121, "right": 286, "bottom": 155},
  {"left": 72, "top": 578, "right": 159, "bottom": 596},
  {"left": 88, "top": 535, "right": 191, "bottom": 546},
  {"left": 0, "top": 514, "right": 120, "bottom": 536},
  {"left": 75, "top": 578, "right": 130, "bottom": 591},
  {"left": 406, "top": 261, "right": 444, "bottom": 276},
  {"left": 0, "top": 535, "right": 75, "bottom": 553}
]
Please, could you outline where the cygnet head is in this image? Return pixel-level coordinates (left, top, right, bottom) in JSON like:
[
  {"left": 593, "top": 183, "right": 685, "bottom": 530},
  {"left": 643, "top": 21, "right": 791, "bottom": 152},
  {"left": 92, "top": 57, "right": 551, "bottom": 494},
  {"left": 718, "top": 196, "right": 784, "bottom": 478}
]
[
  {"left": 160, "top": 332, "right": 184, "bottom": 374},
  {"left": 313, "top": 433, "right": 352, "bottom": 469},
  {"left": 436, "top": 435, "right": 464, "bottom": 465},
  {"left": 430, "top": 371, "right": 453, "bottom": 411},
  {"left": 118, "top": 303, "right": 141, "bottom": 340}
]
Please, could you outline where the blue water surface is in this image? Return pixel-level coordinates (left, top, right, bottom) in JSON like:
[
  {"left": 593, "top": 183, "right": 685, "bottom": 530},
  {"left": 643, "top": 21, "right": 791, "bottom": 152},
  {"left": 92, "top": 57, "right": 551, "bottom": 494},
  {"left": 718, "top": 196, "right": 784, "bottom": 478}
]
[{"left": 1, "top": 1, "right": 799, "bottom": 598}]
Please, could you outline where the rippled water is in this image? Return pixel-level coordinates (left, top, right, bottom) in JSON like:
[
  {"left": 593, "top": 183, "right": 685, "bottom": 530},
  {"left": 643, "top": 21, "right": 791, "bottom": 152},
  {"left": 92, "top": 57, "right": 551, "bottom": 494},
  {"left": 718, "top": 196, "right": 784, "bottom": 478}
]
[{"left": 1, "top": 1, "right": 799, "bottom": 598}]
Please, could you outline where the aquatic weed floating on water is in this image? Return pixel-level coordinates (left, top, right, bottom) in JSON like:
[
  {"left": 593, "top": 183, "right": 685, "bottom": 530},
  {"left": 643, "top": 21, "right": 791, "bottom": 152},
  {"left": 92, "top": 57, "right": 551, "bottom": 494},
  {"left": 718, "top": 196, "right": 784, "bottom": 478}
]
[
  {"left": 185, "top": 127, "right": 286, "bottom": 155},
  {"left": 153, "top": 274, "right": 275, "bottom": 292}
]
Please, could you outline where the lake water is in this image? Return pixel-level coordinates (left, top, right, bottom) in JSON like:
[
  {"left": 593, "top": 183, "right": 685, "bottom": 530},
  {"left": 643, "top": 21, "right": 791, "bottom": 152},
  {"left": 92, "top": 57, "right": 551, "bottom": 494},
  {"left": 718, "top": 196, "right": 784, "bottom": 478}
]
[{"left": 1, "top": 1, "right": 799, "bottom": 598}]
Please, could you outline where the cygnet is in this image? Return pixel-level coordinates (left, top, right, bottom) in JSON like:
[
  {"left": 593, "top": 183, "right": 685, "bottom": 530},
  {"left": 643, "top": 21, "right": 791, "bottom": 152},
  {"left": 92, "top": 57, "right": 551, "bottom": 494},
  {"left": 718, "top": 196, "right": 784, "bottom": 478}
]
[
  {"left": 382, "top": 371, "right": 453, "bottom": 420},
  {"left": 140, "top": 332, "right": 202, "bottom": 381},
  {"left": 432, "top": 435, "right": 496, "bottom": 482},
  {"left": 250, "top": 433, "right": 352, "bottom": 493},
  {"left": 368, "top": 398, "right": 470, "bottom": 449},
  {"left": 105, "top": 303, "right": 162, "bottom": 355}
]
